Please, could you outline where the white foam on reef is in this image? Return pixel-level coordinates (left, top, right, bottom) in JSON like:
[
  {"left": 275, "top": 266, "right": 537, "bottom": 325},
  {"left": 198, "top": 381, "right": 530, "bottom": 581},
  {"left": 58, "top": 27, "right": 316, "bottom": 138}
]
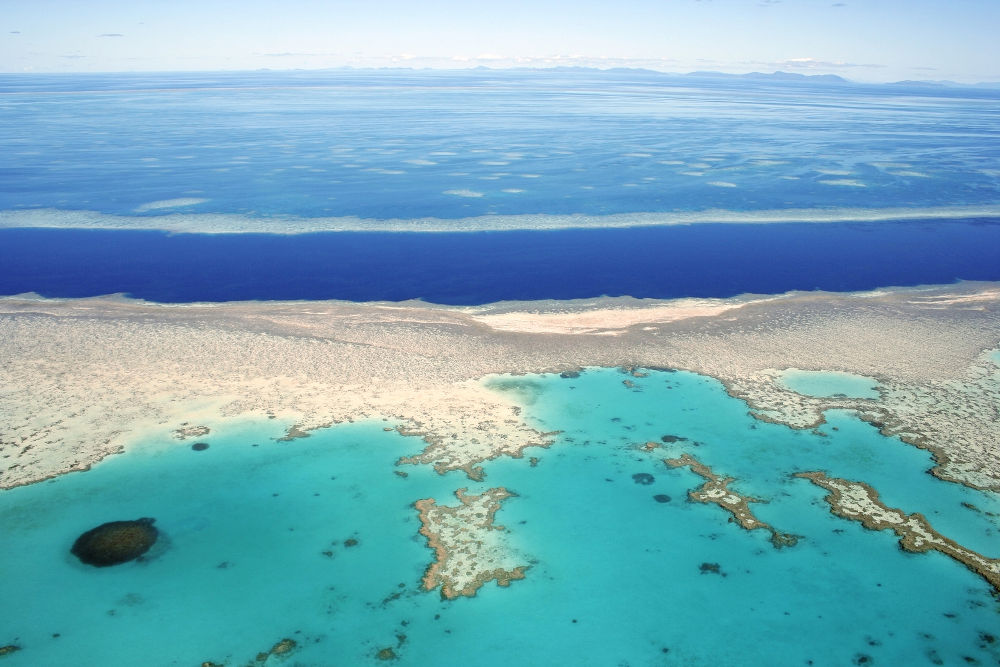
[
  {"left": 133, "top": 198, "right": 209, "bottom": 213},
  {"left": 364, "top": 167, "right": 405, "bottom": 175},
  {"left": 820, "top": 179, "right": 867, "bottom": 187},
  {"left": 4, "top": 205, "right": 1000, "bottom": 235},
  {"left": 708, "top": 181, "right": 738, "bottom": 188},
  {"left": 889, "top": 170, "right": 931, "bottom": 178},
  {"left": 442, "top": 189, "right": 484, "bottom": 198}
]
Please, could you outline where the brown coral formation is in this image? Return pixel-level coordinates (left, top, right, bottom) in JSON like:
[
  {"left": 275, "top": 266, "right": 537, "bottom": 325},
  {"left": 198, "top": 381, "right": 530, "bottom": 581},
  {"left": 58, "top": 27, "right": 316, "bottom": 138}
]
[
  {"left": 665, "top": 454, "right": 798, "bottom": 548},
  {"left": 797, "top": 471, "right": 1000, "bottom": 593},
  {"left": 253, "top": 637, "right": 297, "bottom": 663},
  {"left": 414, "top": 487, "right": 527, "bottom": 599},
  {"left": 172, "top": 424, "right": 210, "bottom": 440}
]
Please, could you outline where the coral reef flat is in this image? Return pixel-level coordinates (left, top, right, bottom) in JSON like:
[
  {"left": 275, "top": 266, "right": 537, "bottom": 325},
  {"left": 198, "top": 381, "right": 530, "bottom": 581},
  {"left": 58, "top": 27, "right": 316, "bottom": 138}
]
[
  {"left": 1, "top": 282, "right": 998, "bottom": 492},
  {"left": 2, "top": 284, "right": 999, "bottom": 666}
]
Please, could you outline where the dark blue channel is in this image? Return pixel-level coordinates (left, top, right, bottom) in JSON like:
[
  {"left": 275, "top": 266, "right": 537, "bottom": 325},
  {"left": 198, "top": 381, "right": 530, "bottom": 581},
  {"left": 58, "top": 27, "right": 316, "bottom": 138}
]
[{"left": 1, "top": 221, "right": 998, "bottom": 304}]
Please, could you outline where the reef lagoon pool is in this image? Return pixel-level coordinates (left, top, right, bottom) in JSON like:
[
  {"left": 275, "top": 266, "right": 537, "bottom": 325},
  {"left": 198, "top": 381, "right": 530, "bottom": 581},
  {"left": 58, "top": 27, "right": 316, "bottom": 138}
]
[
  {"left": 778, "top": 369, "right": 882, "bottom": 400},
  {"left": 2, "top": 368, "right": 998, "bottom": 666}
]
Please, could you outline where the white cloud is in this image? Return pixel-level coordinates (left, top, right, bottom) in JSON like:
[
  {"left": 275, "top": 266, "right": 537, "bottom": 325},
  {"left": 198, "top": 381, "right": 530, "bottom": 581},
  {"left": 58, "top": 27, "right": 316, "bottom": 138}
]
[{"left": 768, "top": 57, "right": 884, "bottom": 70}]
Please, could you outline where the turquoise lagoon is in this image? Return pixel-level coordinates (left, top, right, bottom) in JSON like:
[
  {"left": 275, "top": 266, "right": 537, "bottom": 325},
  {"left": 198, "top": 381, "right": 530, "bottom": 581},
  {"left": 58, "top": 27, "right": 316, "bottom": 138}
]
[
  {"left": 1, "top": 368, "right": 998, "bottom": 666},
  {"left": 777, "top": 369, "right": 881, "bottom": 400}
]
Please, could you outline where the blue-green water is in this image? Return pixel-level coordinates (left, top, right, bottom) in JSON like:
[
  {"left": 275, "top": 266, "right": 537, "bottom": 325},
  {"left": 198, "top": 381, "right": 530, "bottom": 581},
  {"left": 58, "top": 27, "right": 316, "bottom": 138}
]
[
  {"left": 1, "top": 368, "right": 998, "bottom": 666},
  {"left": 778, "top": 369, "right": 881, "bottom": 399}
]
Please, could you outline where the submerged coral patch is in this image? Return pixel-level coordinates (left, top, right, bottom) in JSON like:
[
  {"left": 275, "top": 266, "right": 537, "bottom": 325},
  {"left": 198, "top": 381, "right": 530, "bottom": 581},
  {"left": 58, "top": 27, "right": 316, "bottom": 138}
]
[
  {"left": 70, "top": 518, "right": 159, "bottom": 567},
  {"left": 632, "top": 473, "right": 655, "bottom": 485}
]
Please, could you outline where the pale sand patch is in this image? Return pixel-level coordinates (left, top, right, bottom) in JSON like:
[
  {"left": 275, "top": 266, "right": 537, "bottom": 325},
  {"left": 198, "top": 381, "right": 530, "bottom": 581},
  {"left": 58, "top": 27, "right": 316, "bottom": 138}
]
[
  {"left": 1, "top": 282, "right": 999, "bottom": 492},
  {"left": 133, "top": 198, "right": 209, "bottom": 213},
  {"left": 465, "top": 296, "right": 775, "bottom": 334}
]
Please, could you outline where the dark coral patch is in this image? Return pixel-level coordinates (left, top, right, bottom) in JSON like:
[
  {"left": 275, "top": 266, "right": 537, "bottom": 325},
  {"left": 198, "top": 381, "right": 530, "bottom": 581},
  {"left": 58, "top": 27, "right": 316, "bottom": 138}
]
[
  {"left": 191, "top": 442, "right": 209, "bottom": 451},
  {"left": 653, "top": 494, "right": 672, "bottom": 503},
  {"left": 71, "top": 518, "right": 159, "bottom": 567},
  {"left": 632, "top": 473, "right": 655, "bottom": 485}
]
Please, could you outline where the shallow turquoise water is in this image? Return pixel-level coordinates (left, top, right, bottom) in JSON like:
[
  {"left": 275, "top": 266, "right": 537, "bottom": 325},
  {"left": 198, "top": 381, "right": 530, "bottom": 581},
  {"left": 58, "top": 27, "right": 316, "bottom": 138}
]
[
  {"left": 1, "top": 368, "right": 998, "bottom": 666},
  {"left": 778, "top": 368, "right": 881, "bottom": 399}
]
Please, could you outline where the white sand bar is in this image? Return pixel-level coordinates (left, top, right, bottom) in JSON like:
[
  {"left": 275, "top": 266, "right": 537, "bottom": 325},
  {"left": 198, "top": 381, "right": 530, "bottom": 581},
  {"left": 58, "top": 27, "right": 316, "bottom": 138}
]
[{"left": 1, "top": 282, "right": 999, "bottom": 491}]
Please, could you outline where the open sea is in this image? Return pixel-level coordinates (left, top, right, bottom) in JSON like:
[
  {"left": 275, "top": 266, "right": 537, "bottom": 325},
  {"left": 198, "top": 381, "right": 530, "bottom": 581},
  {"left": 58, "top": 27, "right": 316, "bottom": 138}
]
[
  {"left": 1, "top": 69, "right": 999, "bottom": 665},
  {"left": 1, "top": 69, "right": 1000, "bottom": 301}
]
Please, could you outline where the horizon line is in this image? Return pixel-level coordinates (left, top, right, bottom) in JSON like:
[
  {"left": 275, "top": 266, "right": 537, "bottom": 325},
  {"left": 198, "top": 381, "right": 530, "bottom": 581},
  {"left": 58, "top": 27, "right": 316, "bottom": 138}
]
[{"left": 1, "top": 64, "right": 998, "bottom": 89}]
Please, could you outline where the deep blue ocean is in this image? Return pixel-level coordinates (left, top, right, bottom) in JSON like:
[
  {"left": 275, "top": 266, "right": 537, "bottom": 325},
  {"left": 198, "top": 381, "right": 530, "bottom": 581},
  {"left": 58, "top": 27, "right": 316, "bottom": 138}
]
[
  {"left": 2, "top": 68, "right": 1000, "bottom": 302},
  {"left": 2, "top": 221, "right": 1000, "bottom": 303}
]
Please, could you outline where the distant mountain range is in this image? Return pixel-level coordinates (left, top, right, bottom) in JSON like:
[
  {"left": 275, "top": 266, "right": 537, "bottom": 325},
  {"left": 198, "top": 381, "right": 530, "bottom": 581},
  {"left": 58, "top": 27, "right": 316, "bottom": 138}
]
[
  {"left": 686, "top": 70, "right": 849, "bottom": 83},
  {"left": 466, "top": 65, "right": 1000, "bottom": 90}
]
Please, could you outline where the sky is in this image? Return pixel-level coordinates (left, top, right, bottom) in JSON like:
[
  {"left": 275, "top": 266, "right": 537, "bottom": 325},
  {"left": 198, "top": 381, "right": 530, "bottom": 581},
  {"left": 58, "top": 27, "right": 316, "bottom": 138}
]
[{"left": 2, "top": 0, "right": 999, "bottom": 82}]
